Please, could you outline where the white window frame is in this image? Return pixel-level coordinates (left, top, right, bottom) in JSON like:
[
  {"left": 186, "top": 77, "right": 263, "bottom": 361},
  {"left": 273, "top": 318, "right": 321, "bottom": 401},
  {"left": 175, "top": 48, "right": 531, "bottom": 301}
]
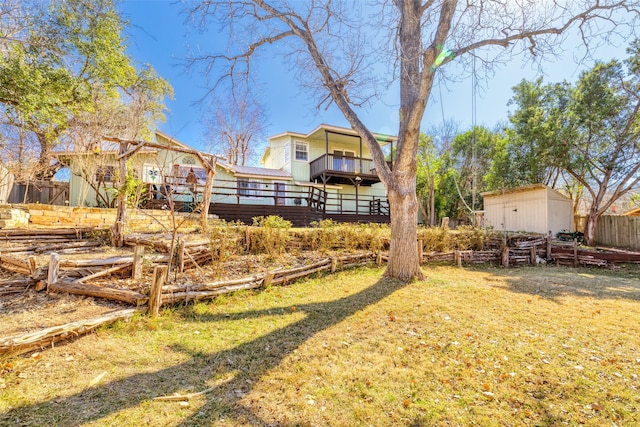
[
  {"left": 95, "top": 165, "right": 116, "bottom": 184},
  {"left": 238, "top": 178, "right": 262, "bottom": 198},
  {"left": 294, "top": 141, "right": 309, "bottom": 162}
]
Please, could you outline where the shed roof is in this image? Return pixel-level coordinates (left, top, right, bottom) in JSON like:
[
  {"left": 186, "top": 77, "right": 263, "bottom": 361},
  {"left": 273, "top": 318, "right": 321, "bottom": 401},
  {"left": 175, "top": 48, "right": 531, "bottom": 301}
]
[
  {"left": 481, "top": 184, "right": 570, "bottom": 201},
  {"left": 623, "top": 207, "right": 640, "bottom": 216}
]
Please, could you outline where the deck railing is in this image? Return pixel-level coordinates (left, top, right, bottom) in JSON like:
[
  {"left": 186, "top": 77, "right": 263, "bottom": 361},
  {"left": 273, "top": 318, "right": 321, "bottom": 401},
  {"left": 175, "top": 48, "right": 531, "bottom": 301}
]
[{"left": 142, "top": 178, "right": 388, "bottom": 216}]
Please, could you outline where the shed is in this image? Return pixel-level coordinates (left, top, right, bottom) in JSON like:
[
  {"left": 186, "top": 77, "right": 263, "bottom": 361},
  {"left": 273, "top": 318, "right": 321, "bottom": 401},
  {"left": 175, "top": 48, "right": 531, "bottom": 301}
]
[{"left": 481, "top": 184, "right": 573, "bottom": 235}]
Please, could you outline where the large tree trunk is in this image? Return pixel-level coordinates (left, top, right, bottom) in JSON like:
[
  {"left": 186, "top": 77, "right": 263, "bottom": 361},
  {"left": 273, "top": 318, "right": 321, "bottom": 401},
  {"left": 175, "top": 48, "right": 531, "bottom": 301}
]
[
  {"left": 385, "top": 183, "right": 423, "bottom": 281},
  {"left": 583, "top": 209, "right": 599, "bottom": 247}
]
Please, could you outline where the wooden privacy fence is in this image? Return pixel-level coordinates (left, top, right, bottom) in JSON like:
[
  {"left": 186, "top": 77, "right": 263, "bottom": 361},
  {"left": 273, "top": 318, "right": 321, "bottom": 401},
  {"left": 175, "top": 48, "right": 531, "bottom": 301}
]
[
  {"left": 7, "top": 181, "right": 69, "bottom": 205},
  {"left": 595, "top": 215, "right": 640, "bottom": 251}
]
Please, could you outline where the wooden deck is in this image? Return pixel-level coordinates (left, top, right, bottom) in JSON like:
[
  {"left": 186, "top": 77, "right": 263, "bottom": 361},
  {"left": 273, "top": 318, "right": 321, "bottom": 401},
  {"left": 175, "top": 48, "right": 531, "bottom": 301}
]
[{"left": 208, "top": 203, "right": 389, "bottom": 227}]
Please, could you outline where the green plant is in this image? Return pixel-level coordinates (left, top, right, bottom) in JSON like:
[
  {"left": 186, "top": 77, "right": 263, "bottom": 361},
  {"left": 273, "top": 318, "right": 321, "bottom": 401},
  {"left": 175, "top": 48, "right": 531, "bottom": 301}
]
[{"left": 250, "top": 215, "right": 292, "bottom": 256}]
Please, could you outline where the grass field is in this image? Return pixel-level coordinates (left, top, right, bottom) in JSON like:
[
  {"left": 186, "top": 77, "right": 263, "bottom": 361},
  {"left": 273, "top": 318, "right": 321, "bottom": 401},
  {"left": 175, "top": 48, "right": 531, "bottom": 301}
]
[{"left": 1, "top": 264, "right": 640, "bottom": 426}]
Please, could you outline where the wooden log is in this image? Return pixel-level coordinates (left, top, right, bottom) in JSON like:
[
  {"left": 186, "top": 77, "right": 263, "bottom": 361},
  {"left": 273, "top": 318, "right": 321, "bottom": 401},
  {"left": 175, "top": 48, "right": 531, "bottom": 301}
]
[
  {"left": 60, "top": 253, "right": 169, "bottom": 268},
  {"left": 417, "top": 239, "right": 424, "bottom": 261},
  {"left": 48, "top": 280, "right": 148, "bottom": 305},
  {"left": 271, "top": 264, "right": 331, "bottom": 285},
  {"left": 0, "top": 278, "right": 38, "bottom": 287},
  {"left": 0, "top": 228, "right": 95, "bottom": 238},
  {"left": 27, "top": 256, "right": 36, "bottom": 276},
  {"left": 501, "top": 243, "right": 509, "bottom": 267},
  {"left": 161, "top": 281, "right": 262, "bottom": 305},
  {"left": 0, "top": 254, "right": 31, "bottom": 270},
  {"left": 454, "top": 250, "right": 462, "bottom": 267},
  {"left": 331, "top": 257, "right": 338, "bottom": 273},
  {"left": 132, "top": 245, "right": 144, "bottom": 280},
  {"left": 376, "top": 252, "right": 383, "bottom": 266},
  {"left": 163, "top": 274, "right": 264, "bottom": 293},
  {"left": 546, "top": 236, "right": 552, "bottom": 260},
  {"left": 263, "top": 272, "right": 274, "bottom": 288},
  {"left": 182, "top": 247, "right": 208, "bottom": 274},
  {"left": 75, "top": 263, "right": 132, "bottom": 284},
  {"left": 273, "top": 259, "right": 330, "bottom": 278},
  {"left": 47, "top": 253, "right": 60, "bottom": 288},
  {"left": 0, "top": 308, "right": 138, "bottom": 356},
  {"left": 148, "top": 266, "right": 167, "bottom": 316}
]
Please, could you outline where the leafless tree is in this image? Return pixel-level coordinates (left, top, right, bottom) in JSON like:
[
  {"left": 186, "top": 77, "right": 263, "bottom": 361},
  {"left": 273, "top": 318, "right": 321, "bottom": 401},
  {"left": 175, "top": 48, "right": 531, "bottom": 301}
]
[
  {"left": 188, "top": 0, "right": 639, "bottom": 280},
  {"left": 202, "top": 87, "right": 267, "bottom": 165}
]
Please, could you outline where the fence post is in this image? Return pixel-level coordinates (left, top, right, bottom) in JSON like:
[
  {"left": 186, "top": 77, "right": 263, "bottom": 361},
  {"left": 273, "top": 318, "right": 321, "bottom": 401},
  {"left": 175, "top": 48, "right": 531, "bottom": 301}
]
[
  {"left": 331, "top": 257, "right": 338, "bottom": 273},
  {"left": 417, "top": 239, "right": 423, "bottom": 264},
  {"left": 501, "top": 242, "right": 509, "bottom": 268},
  {"left": 530, "top": 245, "right": 536, "bottom": 265},
  {"left": 148, "top": 265, "right": 167, "bottom": 316},
  {"left": 132, "top": 245, "right": 144, "bottom": 280},
  {"left": 47, "top": 253, "right": 60, "bottom": 290},
  {"left": 263, "top": 272, "right": 274, "bottom": 288},
  {"left": 573, "top": 238, "right": 578, "bottom": 267},
  {"left": 546, "top": 236, "right": 552, "bottom": 260},
  {"left": 454, "top": 250, "right": 462, "bottom": 267}
]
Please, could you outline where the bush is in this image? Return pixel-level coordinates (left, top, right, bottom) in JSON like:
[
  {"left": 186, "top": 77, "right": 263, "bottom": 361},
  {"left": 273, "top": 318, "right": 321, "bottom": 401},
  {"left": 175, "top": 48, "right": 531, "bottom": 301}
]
[{"left": 249, "top": 216, "right": 292, "bottom": 256}]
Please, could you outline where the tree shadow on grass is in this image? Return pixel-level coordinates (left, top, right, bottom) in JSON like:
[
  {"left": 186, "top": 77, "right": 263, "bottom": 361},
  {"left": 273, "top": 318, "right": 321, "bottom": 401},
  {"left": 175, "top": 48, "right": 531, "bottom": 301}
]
[
  {"left": 1, "top": 274, "right": 406, "bottom": 426},
  {"left": 487, "top": 266, "right": 640, "bottom": 302}
]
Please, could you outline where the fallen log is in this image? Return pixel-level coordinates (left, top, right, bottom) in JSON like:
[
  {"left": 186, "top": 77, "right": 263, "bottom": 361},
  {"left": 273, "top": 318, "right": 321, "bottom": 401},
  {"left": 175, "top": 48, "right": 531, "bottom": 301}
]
[
  {"left": 75, "top": 263, "right": 133, "bottom": 283},
  {"left": 272, "top": 258, "right": 331, "bottom": 278},
  {"left": 48, "top": 280, "right": 148, "bottom": 305},
  {"left": 60, "top": 253, "right": 169, "bottom": 268},
  {"left": 163, "top": 274, "right": 265, "bottom": 294},
  {"left": 271, "top": 264, "right": 331, "bottom": 285},
  {"left": 0, "top": 308, "right": 138, "bottom": 356},
  {"left": 161, "top": 281, "right": 262, "bottom": 304}
]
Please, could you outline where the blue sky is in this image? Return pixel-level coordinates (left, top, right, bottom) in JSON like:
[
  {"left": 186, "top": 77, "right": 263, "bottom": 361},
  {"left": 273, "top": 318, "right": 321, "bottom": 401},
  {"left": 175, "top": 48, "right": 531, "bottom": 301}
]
[{"left": 119, "top": 0, "right": 630, "bottom": 160}]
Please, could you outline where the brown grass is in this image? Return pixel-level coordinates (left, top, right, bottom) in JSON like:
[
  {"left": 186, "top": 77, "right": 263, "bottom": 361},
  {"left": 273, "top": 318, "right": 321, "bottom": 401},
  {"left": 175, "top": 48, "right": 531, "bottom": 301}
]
[{"left": 1, "top": 264, "right": 640, "bottom": 426}]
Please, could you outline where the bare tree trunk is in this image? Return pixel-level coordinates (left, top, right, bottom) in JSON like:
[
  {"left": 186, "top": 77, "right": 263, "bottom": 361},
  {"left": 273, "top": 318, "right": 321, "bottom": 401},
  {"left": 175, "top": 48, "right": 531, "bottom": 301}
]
[
  {"left": 386, "top": 184, "right": 423, "bottom": 281},
  {"left": 583, "top": 210, "right": 599, "bottom": 247}
]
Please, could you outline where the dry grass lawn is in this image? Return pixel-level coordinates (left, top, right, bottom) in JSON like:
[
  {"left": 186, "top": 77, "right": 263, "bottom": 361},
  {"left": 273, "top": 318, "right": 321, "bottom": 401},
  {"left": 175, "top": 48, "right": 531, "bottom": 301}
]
[{"left": 1, "top": 264, "right": 640, "bottom": 426}]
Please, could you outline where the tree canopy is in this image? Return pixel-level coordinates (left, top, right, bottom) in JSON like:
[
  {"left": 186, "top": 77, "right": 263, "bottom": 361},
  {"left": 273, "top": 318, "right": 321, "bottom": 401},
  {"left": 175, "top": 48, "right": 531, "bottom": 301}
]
[
  {"left": 0, "top": 0, "right": 172, "bottom": 179},
  {"left": 506, "top": 40, "right": 640, "bottom": 244}
]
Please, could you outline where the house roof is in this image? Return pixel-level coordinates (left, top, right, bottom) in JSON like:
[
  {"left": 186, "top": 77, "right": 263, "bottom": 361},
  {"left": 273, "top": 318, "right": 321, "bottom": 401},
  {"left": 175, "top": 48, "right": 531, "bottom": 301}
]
[
  {"left": 216, "top": 158, "right": 292, "bottom": 180},
  {"left": 268, "top": 123, "right": 398, "bottom": 144},
  {"left": 232, "top": 164, "right": 292, "bottom": 179},
  {"left": 481, "top": 184, "right": 570, "bottom": 201}
]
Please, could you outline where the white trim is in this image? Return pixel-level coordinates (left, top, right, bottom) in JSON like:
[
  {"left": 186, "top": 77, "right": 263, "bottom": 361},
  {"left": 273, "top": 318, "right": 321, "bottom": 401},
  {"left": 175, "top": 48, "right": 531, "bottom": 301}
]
[
  {"left": 234, "top": 173, "right": 292, "bottom": 180},
  {"left": 294, "top": 181, "right": 343, "bottom": 190},
  {"left": 294, "top": 141, "right": 309, "bottom": 162}
]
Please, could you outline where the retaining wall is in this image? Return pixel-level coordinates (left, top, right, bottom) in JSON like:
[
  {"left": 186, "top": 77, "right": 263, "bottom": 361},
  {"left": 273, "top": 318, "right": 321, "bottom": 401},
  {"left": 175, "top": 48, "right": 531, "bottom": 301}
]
[{"left": 0, "top": 204, "right": 203, "bottom": 232}]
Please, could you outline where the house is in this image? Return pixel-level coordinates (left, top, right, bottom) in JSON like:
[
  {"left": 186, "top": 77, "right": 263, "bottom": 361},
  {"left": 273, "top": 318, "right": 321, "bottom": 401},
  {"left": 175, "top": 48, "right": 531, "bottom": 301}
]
[
  {"left": 481, "top": 184, "right": 573, "bottom": 235},
  {"left": 57, "top": 125, "right": 395, "bottom": 226}
]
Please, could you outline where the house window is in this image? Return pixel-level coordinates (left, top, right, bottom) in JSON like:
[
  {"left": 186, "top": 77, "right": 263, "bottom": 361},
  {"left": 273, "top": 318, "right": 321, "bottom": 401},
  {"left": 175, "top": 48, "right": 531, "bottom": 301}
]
[
  {"left": 295, "top": 141, "right": 309, "bottom": 161},
  {"left": 238, "top": 179, "right": 261, "bottom": 197},
  {"left": 171, "top": 165, "right": 207, "bottom": 185},
  {"left": 95, "top": 166, "right": 116, "bottom": 183}
]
